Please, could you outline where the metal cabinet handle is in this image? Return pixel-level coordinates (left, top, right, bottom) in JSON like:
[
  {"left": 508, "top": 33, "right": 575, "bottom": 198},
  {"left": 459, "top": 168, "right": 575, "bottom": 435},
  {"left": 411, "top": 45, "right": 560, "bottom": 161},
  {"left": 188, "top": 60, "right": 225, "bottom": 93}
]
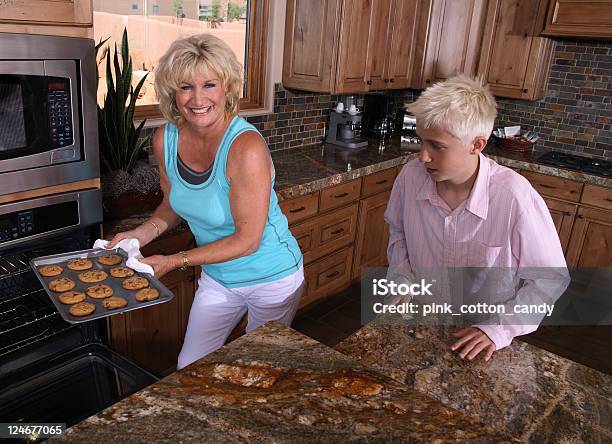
[
  {"left": 390, "top": 78, "right": 395, "bottom": 83},
  {"left": 367, "top": 80, "right": 372, "bottom": 85},
  {"left": 326, "top": 270, "right": 340, "bottom": 279},
  {"left": 577, "top": 214, "right": 584, "bottom": 219},
  {"left": 539, "top": 183, "right": 555, "bottom": 189},
  {"left": 331, "top": 228, "right": 344, "bottom": 235},
  {"left": 425, "top": 79, "right": 431, "bottom": 84},
  {"left": 375, "top": 180, "right": 388, "bottom": 185},
  {"left": 565, "top": 211, "right": 572, "bottom": 216},
  {"left": 384, "top": 78, "right": 389, "bottom": 83},
  {"left": 334, "top": 192, "right": 349, "bottom": 198},
  {"left": 289, "top": 206, "right": 306, "bottom": 213}
]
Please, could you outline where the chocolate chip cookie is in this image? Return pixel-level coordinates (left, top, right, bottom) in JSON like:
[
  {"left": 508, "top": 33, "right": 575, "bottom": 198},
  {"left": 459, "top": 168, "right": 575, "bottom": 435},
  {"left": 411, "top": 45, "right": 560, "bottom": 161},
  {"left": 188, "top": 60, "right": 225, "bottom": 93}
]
[
  {"left": 110, "top": 266, "right": 135, "bottom": 278},
  {"left": 86, "top": 284, "right": 114, "bottom": 299},
  {"left": 48, "top": 277, "right": 76, "bottom": 292},
  {"left": 122, "top": 276, "right": 149, "bottom": 290},
  {"left": 97, "top": 254, "right": 122, "bottom": 266},
  {"left": 135, "top": 288, "right": 159, "bottom": 302},
  {"left": 69, "top": 301, "right": 96, "bottom": 317},
  {"left": 78, "top": 270, "right": 108, "bottom": 283},
  {"left": 67, "top": 258, "right": 93, "bottom": 271},
  {"left": 39, "top": 265, "right": 64, "bottom": 277},
  {"left": 58, "top": 291, "right": 86, "bottom": 305},
  {"left": 102, "top": 296, "right": 128, "bottom": 310}
]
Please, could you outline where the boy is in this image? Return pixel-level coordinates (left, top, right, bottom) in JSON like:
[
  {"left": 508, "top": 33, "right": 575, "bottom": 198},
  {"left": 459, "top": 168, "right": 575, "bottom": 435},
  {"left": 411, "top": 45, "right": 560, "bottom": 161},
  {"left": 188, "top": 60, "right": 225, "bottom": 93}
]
[{"left": 385, "top": 76, "right": 569, "bottom": 361}]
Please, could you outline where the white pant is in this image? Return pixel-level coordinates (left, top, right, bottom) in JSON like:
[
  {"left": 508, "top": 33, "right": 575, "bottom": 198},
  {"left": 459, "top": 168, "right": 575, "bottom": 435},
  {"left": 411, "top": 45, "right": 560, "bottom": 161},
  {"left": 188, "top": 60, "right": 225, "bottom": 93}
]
[{"left": 177, "top": 266, "right": 304, "bottom": 369}]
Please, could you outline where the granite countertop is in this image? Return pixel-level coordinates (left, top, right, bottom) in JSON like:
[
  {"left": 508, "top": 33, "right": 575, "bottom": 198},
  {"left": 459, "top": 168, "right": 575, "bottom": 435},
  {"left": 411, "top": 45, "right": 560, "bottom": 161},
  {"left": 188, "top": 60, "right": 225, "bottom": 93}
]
[
  {"left": 54, "top": 322, "right": 508, "bottom": 443},
  {"left": 335, "top": 323, "right": 612, "bottom": 443},
  {"left": 103, "top": 137, "right": 611, "bottom": 237}
]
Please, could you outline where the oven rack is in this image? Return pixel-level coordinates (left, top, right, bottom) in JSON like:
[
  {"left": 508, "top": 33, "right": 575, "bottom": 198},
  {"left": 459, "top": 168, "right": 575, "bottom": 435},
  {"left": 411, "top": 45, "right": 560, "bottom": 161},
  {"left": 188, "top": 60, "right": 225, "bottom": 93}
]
[{"left": 0, "top": 312, "right": 72, "bottom": 358}]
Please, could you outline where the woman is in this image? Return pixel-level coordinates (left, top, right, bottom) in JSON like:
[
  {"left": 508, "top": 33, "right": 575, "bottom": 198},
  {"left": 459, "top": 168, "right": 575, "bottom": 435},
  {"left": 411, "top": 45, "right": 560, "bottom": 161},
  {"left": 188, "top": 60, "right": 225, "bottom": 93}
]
[{"left": 108, "top": 34, "right": 304, "bottom": 369}]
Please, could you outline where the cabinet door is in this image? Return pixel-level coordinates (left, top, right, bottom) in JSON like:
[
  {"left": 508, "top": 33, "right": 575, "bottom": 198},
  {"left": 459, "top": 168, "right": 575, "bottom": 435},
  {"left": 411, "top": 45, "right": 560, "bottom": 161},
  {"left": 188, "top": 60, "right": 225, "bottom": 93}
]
[
  {"left": 0, "top": 0, "right": 92, "bottom": 26},
  {"left": 384, "top": 0, "right": 421, "bottom": 89},
  {"left": 282, "top": 0, "right": 341, "bottom": 92},
  {"left": 109, "top": 268, "right": 196, "bottom": 377},
  {"left": 543, "top": 0, "right": 612, "bottom": 38},
  {"left": 477, "top": 0, "right": 554, "bottom": 100},
  {"left": 335, "top": 0, "right": 375, "bottom": 93},
  {"left": 366, "top": 0, "right": 393, "bottom": 90},
  {"left": 415, "top": 0, "right": 487, "bottom": 88},
  {"left": 566, "top": 206, "right": 612, "bottom": 268},
  {"left": 543, "top": 197, "right": 577, "bottom": 254},
  {"left": 352, "top": 190, "right": 391, "bottom": 279}
]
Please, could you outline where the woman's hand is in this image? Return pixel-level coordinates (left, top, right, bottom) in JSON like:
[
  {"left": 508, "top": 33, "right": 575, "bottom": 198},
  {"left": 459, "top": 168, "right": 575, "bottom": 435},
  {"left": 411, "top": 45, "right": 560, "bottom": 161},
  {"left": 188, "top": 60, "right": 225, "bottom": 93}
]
[
  {"left": 106, "top": 229, "right": 144, "bottom": 249},
  {"left": 451, "top": 327, "right": 496, "bottom": 361},
  {"left": 140, "top": 254, "right": 180, "bottom": 279}
]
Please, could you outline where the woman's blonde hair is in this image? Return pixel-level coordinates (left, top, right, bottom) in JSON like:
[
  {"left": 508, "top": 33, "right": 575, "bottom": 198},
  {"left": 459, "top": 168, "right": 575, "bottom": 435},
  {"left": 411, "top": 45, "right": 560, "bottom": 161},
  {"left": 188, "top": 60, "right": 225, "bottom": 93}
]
[
  {"left": 155, "top": 33, "right": 243, "bottom": 124},
  {"left": 406, "top": 76, "right": 497, "bottom": 145}
]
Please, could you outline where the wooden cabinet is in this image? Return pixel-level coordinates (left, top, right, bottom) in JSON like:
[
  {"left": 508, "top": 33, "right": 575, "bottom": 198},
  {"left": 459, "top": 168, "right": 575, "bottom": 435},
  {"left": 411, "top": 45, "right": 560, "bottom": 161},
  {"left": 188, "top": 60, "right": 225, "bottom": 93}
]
[
  {"left": 543, "top": 0, "right": 612, "bottom": 38},
  {"left": 352, "top": 190, "right": 391, "bottom": 279},
  {"left": 566, "top": 205, "right": 612, "bottom": 268},
  {"left": 367, "top": 0, "right": 421, "bottom": 90},
  {"left": 523, "top": 171, "right": 612, "bottom": 268},
  {"left": 543, "top": 197, "right": 577, "bottom": 254},
  {"left": 283, "top": 0, "right": 419, "bottom": 93},
  {"left": 413, "top": 0, "right": 488, "bottom": 88},
  {"left": 108, "top": 231, "right": 196, "bottom": 377},
  {"left": 521, "top": 171, "right": 584, "bottom": 202},
  {"left": 477, "top": 0, "right": 554, "bottom": 100},
  {"left": 0, "top": 0, "right": 93, "bottom": 38}
]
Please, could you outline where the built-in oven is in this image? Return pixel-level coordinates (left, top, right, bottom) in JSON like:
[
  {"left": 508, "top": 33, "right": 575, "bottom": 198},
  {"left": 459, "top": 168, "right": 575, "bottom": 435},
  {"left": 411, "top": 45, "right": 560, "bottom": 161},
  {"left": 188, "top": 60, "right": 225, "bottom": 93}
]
[
  {"left": 0, "top": 32, "right": 98, "bottom": 196},
  {"left": 0, "top": 190, "right": 158, "bottom": 435}
]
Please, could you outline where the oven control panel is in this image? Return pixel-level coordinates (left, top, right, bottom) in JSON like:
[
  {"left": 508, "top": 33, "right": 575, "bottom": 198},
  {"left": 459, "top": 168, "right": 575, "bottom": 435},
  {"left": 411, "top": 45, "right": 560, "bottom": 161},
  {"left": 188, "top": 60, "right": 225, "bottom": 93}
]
[{"left": 0, "top": 202, "right": 78, "bottom": 244}]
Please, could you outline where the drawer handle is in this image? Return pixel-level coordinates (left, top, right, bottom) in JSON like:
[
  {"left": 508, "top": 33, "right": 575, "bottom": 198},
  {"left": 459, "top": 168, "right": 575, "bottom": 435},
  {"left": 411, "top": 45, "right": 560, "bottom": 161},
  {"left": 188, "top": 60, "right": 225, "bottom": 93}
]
[
  {"left": 326, "top": 270, "right": 340, "bottom": 279},
  {"left": 577, "top": 214, "right": 584, "bottom": 219},
  {"left": 331, "top": 228, "right": 344, "bottom": 235},
  {"left": 289, "top": 206, "right": 306, "bottom": 213},
  {"left": 565, "top": 211, "right": 572, "bottom": 216},
  {"left": 375, "top": 180, "right": 388, "bottom": 185},
  {"left": 539, "top": 183, "right": 555, "bottom": 189},
  {"left": 334, "top": 192, "right": 349, "bottom": 198},
  {"left": 606, "top": 198, "right": 612, "bottom": 202}
]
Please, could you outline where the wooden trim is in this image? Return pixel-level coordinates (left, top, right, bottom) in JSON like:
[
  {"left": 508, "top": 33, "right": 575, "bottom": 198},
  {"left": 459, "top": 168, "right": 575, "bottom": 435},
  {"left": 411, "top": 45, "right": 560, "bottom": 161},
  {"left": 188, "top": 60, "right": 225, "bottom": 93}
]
[
  {"left": 0, "top": 23, "right": 93, "bottom": 38},
  {"left": 0, "top": 178, "right": 100, "bottom": 205},
  {"left": 132, "top": 0, "right": 269, "bottom": 120}
]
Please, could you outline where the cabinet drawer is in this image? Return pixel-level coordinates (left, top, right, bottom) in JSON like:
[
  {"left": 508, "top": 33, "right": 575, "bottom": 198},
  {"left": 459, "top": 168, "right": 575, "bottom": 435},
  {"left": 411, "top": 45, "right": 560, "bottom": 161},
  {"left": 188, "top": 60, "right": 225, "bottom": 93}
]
[
  {"left": 290, "top": 203, "right": 358, "bottom": 264},
  {"left": 581, "top": 184, "right": 612, "bottom": 211},
  {"left": 299, "top": 246, "right": 354, "bottom": 309},
  {"left": 362, "top": 168, "right": 396, "bottom": 197},
  {"left": 279, "top": 192, "right": 319, "bottom": 225},
  {"left": 521, "top": 171, "right": 583, "bottom": 202},
  {"left": 319, "top": 179, "right": 361, "bottom": 212}
]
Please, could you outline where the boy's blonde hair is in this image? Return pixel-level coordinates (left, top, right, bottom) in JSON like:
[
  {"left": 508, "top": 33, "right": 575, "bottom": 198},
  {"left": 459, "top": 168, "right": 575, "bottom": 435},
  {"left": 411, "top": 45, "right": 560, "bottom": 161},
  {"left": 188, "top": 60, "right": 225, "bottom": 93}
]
[
  {"left": 155, "top": 33, "right": 243, "bottom": 125},
  {"left": 406, "top": 76, "right": 497, "bottom": 145}
]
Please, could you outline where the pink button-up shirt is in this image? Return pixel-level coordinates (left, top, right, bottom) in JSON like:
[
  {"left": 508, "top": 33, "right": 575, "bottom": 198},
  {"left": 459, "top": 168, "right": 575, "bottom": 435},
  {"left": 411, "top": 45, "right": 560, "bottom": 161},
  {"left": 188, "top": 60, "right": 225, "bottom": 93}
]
[{"left": 384, "top": 154, "right": 569, "bottom": 349}]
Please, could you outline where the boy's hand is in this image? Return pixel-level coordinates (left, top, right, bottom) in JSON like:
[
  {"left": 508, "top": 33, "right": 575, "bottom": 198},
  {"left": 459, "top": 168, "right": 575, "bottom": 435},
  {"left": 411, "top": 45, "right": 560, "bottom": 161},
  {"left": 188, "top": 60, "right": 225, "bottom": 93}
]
[{"left": 451, "top": 327, "right": 495, "bottom": 361}]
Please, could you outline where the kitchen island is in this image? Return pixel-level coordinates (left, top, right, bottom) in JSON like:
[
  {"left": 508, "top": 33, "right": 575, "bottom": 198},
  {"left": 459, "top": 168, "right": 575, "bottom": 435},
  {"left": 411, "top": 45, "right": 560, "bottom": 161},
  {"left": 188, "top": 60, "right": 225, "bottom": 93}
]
[
  {"left": 335, "top": 323, "right": 612, "bottom": 442},
  {"left": 54, "top": 322, "right": 507, "bottom": 443}
]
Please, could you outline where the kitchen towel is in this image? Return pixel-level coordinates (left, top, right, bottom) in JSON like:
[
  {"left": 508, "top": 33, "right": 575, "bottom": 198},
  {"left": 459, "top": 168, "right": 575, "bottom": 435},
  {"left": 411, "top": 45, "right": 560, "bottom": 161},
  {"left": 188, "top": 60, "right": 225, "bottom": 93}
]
[{"left": 93, "top": 238, "right": 155, "bottom": 276}]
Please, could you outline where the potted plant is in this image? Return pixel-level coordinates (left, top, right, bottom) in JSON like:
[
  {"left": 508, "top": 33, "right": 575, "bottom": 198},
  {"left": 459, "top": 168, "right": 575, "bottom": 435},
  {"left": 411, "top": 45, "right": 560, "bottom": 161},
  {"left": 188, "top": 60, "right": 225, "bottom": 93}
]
[{"left": 97, "top": 29, "right": 161, "bottom": 219}]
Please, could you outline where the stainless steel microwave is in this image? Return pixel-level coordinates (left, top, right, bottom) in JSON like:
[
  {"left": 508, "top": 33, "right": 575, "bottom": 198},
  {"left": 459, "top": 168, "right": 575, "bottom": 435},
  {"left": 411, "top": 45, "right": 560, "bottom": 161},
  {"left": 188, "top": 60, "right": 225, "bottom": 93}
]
[{"left": 0, "top": 32, "right": 99, "bottom": 196}]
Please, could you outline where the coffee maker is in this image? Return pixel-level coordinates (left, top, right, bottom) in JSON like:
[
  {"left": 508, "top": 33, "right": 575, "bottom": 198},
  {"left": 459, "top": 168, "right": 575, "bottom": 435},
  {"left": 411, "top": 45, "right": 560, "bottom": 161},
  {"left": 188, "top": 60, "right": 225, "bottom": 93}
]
[
  {"left": 361, "top": 93, "right": 396, "bottom": 138},
  {"left": 326, "top": 109, "right": 368, "bottom": 149}
]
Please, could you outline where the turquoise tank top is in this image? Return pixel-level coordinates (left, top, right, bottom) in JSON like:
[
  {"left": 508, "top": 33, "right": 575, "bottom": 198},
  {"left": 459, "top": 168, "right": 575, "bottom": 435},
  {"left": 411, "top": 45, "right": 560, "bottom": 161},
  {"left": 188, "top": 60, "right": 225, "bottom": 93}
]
[{"left": 164, "top": 116, "right": 302, "bottom": 288}]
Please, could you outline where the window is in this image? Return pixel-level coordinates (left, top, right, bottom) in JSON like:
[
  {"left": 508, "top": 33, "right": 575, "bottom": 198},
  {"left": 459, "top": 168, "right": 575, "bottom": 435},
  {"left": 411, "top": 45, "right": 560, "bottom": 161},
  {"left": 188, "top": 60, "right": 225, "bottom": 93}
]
[{"left": 93, "top": 0, "right": 269, "bottom": 119}]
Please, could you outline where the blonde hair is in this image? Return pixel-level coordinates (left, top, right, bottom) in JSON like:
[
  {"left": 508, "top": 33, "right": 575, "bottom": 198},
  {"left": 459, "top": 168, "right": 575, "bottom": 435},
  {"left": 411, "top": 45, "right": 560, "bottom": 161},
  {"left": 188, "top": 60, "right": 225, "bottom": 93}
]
[
  {"left": 406, "top": 76, "right": 497, "bottom": 145},
  {"left": 155, "top": 33, "right": 243, "bottom": 124}
]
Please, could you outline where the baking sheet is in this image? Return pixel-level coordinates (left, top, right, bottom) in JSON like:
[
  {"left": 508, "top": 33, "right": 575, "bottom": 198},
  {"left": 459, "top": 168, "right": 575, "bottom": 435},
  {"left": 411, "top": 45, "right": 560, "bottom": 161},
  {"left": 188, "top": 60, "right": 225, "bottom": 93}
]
[{"left": 30, "top": 247, "right": 174, "bottom": 324}]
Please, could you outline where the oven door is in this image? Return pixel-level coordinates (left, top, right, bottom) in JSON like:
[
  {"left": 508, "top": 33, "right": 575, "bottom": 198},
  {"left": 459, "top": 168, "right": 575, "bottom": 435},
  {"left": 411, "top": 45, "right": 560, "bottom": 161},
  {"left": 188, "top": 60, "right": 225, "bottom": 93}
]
[{"left": 0, "top": 60, "right": 81, "bottom": 173}]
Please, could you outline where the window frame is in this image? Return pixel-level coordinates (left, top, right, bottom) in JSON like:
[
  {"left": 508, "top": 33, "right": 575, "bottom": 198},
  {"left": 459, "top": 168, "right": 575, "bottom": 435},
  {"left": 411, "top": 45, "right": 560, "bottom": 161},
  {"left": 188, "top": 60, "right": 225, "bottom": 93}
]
[{"left": 133, "top": 0, "right": 269, "bottom": 120}]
